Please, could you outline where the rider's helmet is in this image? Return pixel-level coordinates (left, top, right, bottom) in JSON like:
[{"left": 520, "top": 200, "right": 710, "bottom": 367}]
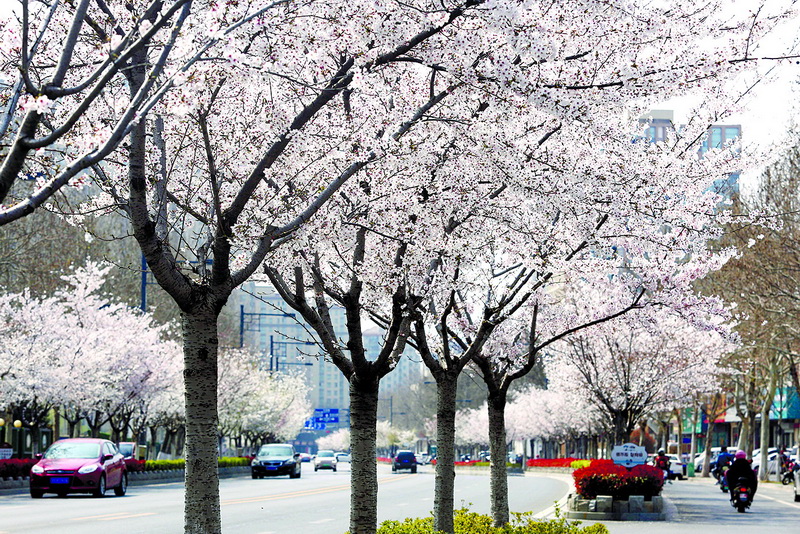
[
  {"left": 658, "top": 448, "right": 665, "bottom": 454},
  {"left": 735, "top": 450, "right": 747, "bottom": 459}
]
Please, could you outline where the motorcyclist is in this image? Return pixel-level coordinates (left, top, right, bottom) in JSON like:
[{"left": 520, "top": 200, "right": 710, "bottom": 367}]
[
  {"left": 726, "top": 450, "right": 757, "bottom": 503},
  {"left": 714, "top": 446, "right": 734, "bottom": 482},
  {"left": 653, "top": 448, "right": 671, "bottom": 482}
]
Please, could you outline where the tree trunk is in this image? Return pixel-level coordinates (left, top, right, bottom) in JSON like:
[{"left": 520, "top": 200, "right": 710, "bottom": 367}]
[
  {"left": 701, "top": 422, "right": 716, "bottom": 477},
  {"left": 487, "top": 391, "right": 509, "bottom": 527},
  {"left": 759, "top": 357, "right": 778, "bottom": 482},
  {"left": 737, "top": 416, "right": 751, "bottom": 452},
  {"left": 149, "top": 426, "right": 158, "bottom": 460},
  {"left": 348, "top": 376, "right": 379, "bottom": 534},
  {"left": 433, "top": 373, "right": 458, "bottom": 534},
  {"left": 182, "top": 310, "right": 221, "bottom": 534}
]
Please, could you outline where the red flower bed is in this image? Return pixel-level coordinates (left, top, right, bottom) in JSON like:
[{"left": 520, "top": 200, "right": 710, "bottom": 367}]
[
  {"left": 573, "top": 463, "right": 663, "bottom": 499},
  {"left": 0, "top": 458, "right": 38, "bottom": 478},
  {"left": 526, "top": 457, "right": 582, "bottom": 468}
]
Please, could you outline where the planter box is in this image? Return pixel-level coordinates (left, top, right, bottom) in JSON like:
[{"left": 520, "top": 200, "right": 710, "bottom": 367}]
[{"left": 566, "top": 494, "right": 666, "bottom": 521}]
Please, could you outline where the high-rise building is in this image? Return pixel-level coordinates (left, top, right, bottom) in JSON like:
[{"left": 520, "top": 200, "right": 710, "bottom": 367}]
[{"left": 641, "top": 110, "right": 741, "bottom": 200}]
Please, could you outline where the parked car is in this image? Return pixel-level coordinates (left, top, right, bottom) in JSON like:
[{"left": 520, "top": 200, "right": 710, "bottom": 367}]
[
  {"left": 117, "top": 442, "right": 136, "bottom": 460},
  {"left": 392, "top": 450, "right": 417, "bottom": 473},
  {"left": 314, "top": 450, "right": 337, "bottom": 471},
  {"left": 416, "top": 453, "right": 430, "bottom": 465},
  {"left": 334, "top": 452, "right": 351, "bottom": 463},
  {"left": 29, "top": 438, "right": 128, "bottom": 498},
  {"left": 251, "top": 443, "right": 301, "bottom": 479},
  {"left": 752, "top": 448, "right": 780, "bottom": 475},
  {"left": 298, "top": 452, "right": 312, "bottom": 463},
  {"left": 794, "top": 462, "right": 800, "bottom": 502},
  {"left": 666, "top": 454, "right": 687, "bottom": 480}
]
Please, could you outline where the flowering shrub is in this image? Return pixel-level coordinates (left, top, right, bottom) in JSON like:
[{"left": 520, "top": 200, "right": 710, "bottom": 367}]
[
  {"left": 375, "top": 508, "right": 609, "bottom": 534},
  {"left": 573, "top": 463, "right": 663, "bottom": 499},
  {"left": 0, "top": 458, "right": 38, "bottom": 478}
]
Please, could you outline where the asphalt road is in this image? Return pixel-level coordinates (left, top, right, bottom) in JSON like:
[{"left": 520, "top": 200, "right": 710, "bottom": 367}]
[{"left": 0, "top": 463, "right": 569, "bottom": 534}]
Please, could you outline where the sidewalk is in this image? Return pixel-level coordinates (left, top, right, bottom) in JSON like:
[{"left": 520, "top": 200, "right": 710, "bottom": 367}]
[{"left": 572, "top": 474, "right": 800, "bottom": 534}]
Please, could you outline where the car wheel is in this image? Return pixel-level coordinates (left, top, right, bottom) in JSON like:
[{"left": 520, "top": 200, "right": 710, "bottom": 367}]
[
  {"left": 30, "top": 489, "right": 44, "bottom": 498},
  {"left": 114, "top": 472, "right": 128, "bottom": 496},
  {"left": 290, "top": 466, "right": 301, "bottom": 479},
  {"left": 252, "top": 471, "right": 258, "bottom": 479},
  {"left": 794, "top": 489, "right": 800, "bottom": 502},
  {"left": 333, "top": 466, "right": 337, "bottom": 472},
  {"left": 93, "top": 474, "right": 107, "bottom": 498},
  {"left": 411, "top": 467, "right": 417, "bottom": 473},
  {"left": 314, "top": 466, "right": 318, "bottom": 472}
]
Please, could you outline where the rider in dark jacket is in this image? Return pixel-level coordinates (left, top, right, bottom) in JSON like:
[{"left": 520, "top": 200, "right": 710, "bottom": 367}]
[{"left": 726, "top": 450, "right": 757, "bottom": 501}]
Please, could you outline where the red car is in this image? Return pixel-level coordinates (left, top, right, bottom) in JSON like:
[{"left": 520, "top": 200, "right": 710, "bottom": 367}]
[{"left": 29, "top": 438, "right": 127, "bottom": 498}]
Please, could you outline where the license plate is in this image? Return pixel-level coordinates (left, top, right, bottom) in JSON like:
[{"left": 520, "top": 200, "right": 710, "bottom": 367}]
[
  {"left": 50, "top": 477, "right": 69, "bottom": 484},
  {"left": 266, "top": 467, "right": 277, "bottom": 470},
  {"left": 740, "top": 495, "right": 748, "bottom": 501}
]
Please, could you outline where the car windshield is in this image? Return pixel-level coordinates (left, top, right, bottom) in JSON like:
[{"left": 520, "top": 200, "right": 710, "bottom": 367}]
[
  {"left": 44, "top": 442, "right": 101, "bottom": 459},
  {"left": 317, "top": 451, "right": 334, "bottom": 457},
  {"left": 258, "top": 445, "right": 293, "bottom": 457}
]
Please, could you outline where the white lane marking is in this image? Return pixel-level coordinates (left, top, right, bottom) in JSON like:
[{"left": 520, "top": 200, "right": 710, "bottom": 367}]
[{"left": 757, "top": 492, "right": 800, "bottom": 509}]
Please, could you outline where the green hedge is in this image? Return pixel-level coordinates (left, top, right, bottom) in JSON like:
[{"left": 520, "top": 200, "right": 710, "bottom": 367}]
[
  {"left": 131, "top": 457, "right": 250, "bottom": 472},
  {"left": 371, "top": 509, "right": 608, "bottom": 534}
]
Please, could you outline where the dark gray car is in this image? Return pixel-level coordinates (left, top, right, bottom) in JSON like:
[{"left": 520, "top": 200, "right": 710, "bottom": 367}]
[{"left": 251, "top": 444, "right": 301, "bottom": 479}]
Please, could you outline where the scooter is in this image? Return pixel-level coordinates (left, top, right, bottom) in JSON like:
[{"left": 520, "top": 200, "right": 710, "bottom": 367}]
[
  {"left": 719, "top": 466, "right": 729, "bottom": 492},
  {"left": 781, "top": 461, "right": 797, "bottom": 485},
  {"left": 731, "top": 477, "right": 752, "bottom": 513}
]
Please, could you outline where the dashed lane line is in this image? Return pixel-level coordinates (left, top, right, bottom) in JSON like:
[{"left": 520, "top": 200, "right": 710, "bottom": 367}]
[{"left": 97, "top": 513, "right": 157, "bottom": 521}]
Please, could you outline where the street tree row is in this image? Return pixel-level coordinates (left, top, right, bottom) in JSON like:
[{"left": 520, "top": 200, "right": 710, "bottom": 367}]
[
  {"left": 2, "top": 0, "right": 798, "bottom": 533},
  {"left": 0, "top": 263, "right": 311, "bottom": 455}
]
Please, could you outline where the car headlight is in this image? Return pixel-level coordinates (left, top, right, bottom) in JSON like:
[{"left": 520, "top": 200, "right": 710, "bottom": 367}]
[
  {"left": 78, "top": 464, "right": 100, "bottom": 474},
  {"left": 31, "top": 465, "right": 44, "bottom": 474}
]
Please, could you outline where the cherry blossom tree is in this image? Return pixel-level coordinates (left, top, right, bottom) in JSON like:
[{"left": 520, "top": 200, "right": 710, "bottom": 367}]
[
  {"left": 0, "top": 0, "right": 286, "bottom": 223},
  {"left": 316, "top": 428, "right": 350, "bottom": 452},
  {"left": 0, "top": 262, "right": 181, "bottom": 447},
  {"left": 547, "top": 307, "right": 734, "bottom": 453}
]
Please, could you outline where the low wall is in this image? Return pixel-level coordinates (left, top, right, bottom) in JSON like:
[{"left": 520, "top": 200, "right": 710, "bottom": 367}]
[
  {"left": 0, "top": 465, "right": 251, "bottom": 492},
  {"left": 565, "top": 494, "right": 666, "bottom": 521}
]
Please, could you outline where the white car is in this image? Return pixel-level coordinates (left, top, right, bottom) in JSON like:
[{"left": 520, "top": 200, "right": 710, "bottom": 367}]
[
  {"left": 334, "top": 452, "right": 351, "bottom": 463},
  {"left": 752, "top": 448, "right": 780, "bottom": 475},
  {"left": 313, "top": 450, "right": 338, "bottom": 472},
  {"left": 666, "top": 454, "right": 687, "bottom": 480}
]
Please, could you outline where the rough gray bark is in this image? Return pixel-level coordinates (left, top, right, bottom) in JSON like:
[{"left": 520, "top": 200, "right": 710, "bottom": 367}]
[
  {"left": 349, "top": 377, "right": 380, "bottom": 534},
  {"left": 433, "top": 373, "right": 458, "bottom": 534},
  {"left": 487, "top": 392, "right": 509, "bottom": 527},
  {"left": 182, "top": 309, "right": 221, "bottom": 534}
]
